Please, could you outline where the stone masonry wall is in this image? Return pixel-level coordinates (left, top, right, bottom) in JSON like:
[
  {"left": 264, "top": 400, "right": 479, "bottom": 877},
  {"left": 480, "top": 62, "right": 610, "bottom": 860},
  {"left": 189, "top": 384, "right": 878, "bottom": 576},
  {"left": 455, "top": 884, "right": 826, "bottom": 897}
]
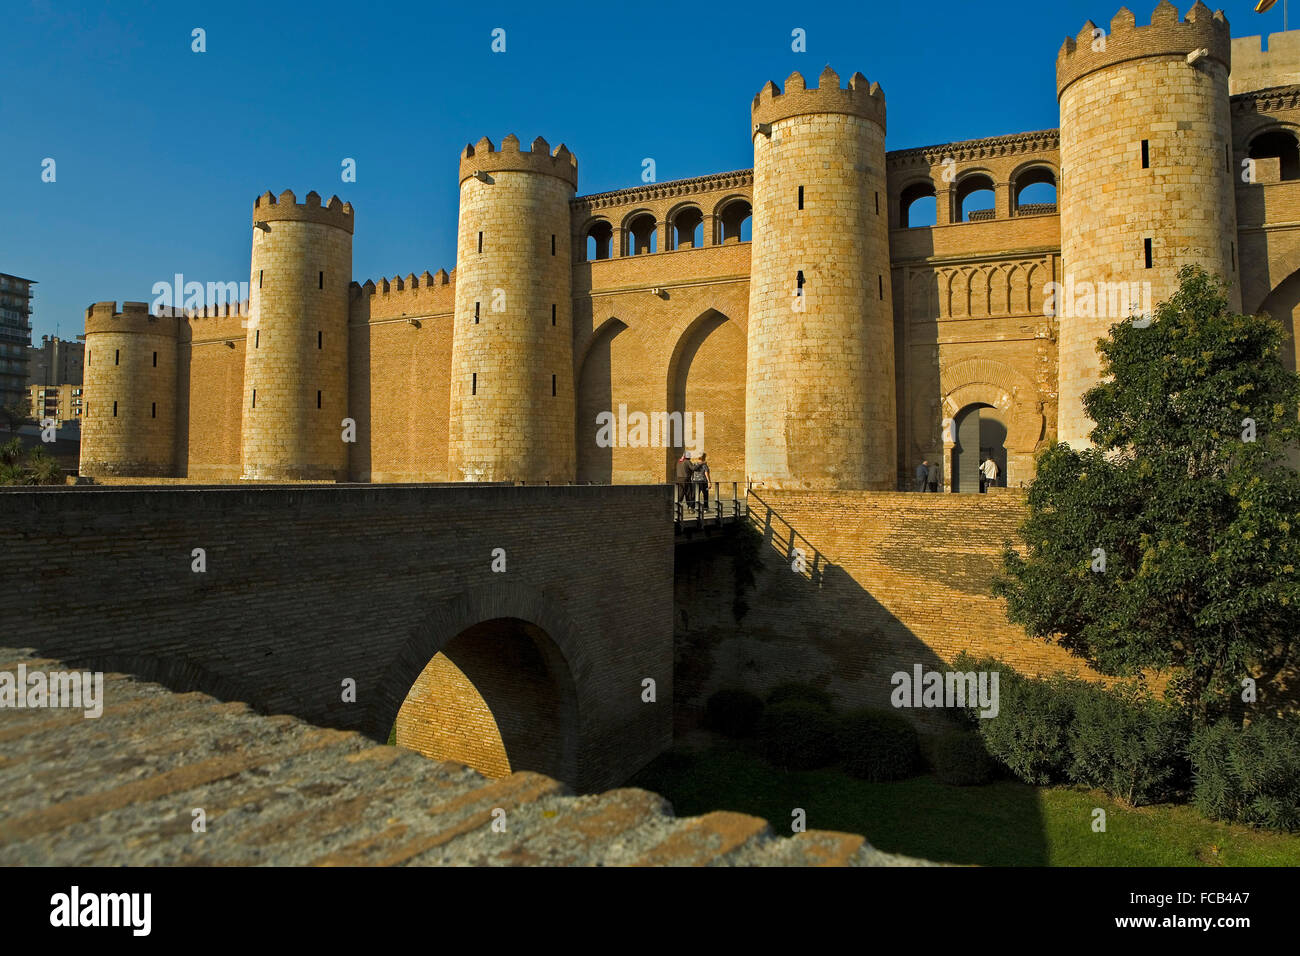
[
  {"left": 675, "top": 491, "right": 1106, "bottom": 732},
  {"left": 0, "top": 484, "right": 674, "bottom": 793}
]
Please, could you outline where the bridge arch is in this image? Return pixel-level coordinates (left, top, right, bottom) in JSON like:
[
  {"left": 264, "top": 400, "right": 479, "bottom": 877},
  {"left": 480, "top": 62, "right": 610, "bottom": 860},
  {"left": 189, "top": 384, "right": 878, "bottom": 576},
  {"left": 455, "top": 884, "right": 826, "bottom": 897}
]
[{"left": 375, "top": 583, "right": 591, "bottom": 787}]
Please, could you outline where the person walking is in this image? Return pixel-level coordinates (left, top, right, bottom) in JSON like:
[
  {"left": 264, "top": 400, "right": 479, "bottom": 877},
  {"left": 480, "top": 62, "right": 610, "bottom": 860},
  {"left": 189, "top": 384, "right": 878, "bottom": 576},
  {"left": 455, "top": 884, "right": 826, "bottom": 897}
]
[
  {"left": 676, "top": 452, "right": 691, "bottom": 510},
  {"left": 694, "top": 452, "right": 711, "bottom": 511},
  {"left": 914, "top": 459, "right": 929, "bottom": 493},
  {"left": 982, "top": 456, "right": 1000, "bottom": 491}
]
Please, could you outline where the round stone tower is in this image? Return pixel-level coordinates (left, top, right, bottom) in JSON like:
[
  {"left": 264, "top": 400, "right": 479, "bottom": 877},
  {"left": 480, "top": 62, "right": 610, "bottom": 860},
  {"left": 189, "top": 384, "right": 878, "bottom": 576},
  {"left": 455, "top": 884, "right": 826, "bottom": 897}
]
[
  {"left": 241, "top": 189, "right": 353, "bottom": 480},
  {"left": 745, "top": 66, "right": 895, "bottom": 489},
  {"left": 80, "top": 301, "right": 179, "bottom": 477},
  {"left": 1056, "top": 1, "right": 1237, "bottom": 447},
  {"left": 450, "top": 135, "right": 576, "bottom": 483}
]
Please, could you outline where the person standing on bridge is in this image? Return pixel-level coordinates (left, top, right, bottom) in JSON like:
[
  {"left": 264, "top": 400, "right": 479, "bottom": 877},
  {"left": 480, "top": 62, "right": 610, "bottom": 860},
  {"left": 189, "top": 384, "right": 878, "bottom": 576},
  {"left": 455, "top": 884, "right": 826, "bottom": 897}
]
[
  {"left": 677, "top": 452, "right": 693, "bottom": 510},
  {"left": 693, "top": 453, "right": 711, "bottom": 512},
  {"left": 915, "top": 459, "right": 929, "bottom": 493}
]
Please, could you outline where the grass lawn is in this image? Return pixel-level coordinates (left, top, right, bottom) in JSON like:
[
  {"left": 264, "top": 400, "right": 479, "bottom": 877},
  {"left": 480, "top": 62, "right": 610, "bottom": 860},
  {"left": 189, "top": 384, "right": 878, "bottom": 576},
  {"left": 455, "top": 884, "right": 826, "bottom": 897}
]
[{"left": 627, "top": 741, "right": 1300, "bottom": 866}]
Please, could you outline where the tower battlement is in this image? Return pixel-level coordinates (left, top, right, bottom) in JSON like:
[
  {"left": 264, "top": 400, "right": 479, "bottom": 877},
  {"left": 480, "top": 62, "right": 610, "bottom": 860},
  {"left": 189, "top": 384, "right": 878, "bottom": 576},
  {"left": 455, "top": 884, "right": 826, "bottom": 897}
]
[
  {"left": 458, "top": 135, "right": 578, "bottom": 188},
  {"left": 252, "top": 189, "right": 355, "bottom": 234},
  {"left": 751, "top": 66, "right": 886, "bottom": 129},
  {"left": 85, "top": 301, "right": 179, "bottom": 336},
  {"left": 1056, "top": 2, "right": 1230, "bottom": 97}
]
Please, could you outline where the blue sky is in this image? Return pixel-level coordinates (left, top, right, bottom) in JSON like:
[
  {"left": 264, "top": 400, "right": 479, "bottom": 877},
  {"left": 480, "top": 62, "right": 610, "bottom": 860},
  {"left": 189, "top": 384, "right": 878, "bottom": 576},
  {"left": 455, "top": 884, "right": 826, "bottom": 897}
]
[{"left": 1, "top": 0, "right": 1285, "bottom": 341}]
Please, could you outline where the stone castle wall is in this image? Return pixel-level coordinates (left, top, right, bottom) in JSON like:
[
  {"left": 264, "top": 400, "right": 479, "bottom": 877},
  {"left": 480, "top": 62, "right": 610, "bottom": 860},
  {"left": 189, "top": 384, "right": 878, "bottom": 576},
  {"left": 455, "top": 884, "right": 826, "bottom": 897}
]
[
  {"left": 746, "top": 71, "right": 895, "bottom": 490},
  {"left": 451, "top": 138, "right": 576, "bottom": 483},
  {"left": 80, "top": 302, "right": 178, "bottom": 477},
  {"left": 78, "top": 9, "right": 1300, "bottom": 488},
  {"left": 0, "top": 483, "right": 675, "bottom": 793}
]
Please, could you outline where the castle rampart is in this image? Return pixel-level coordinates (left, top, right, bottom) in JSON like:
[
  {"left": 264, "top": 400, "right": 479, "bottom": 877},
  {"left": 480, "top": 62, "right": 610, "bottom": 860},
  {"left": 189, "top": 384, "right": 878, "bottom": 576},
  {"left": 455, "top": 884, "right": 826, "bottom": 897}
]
[
  {"left": 77, "top": 8, "right": 1300, "bottom": 494},
  {"left": 746, "top": 67, "right": 896, "bottom": 489},
  {"left": 81, "top": 302, "right": 180, "bottom": 477},
  {"left": 1056, "top": 3, "right": 1240, "bottom": 447},
  {"left": 451, "top": 137, "right": 576, "bottom": 483},
  {"left": 242, "top": 190, "right": 353, "bottom": 480}
]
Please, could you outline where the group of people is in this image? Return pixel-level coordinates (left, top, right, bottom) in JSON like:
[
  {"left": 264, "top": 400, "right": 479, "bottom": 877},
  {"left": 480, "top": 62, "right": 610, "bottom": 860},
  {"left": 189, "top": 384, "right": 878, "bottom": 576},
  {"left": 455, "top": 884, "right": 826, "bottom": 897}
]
[
  {"left": 676, "top": 452, "right": 712, "bottom": 510},
  {"left": 913, "top": 457, "right": 1000, "bottom": 492}
]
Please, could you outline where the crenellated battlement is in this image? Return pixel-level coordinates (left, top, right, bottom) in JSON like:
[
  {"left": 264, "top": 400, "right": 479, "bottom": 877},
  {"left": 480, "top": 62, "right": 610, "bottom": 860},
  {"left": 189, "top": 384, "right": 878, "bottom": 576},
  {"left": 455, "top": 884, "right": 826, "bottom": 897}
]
[
  {"left": 458, "top": 135, "right": 578, "bottom": 189},
  {"left": 354, "top": 269, "right": 453, "bottom": 296},
  {"left": 1056, "top": 2, "right": 1230, "bottom": 98},
  {"left": 154, "top": 301, "right": 251, "bottom": 320},
  {"left": 751, "top": 66, "right": 886, "bottom": 130},
  {"left": 252, "top": 188, "right": 355, "bottom": 234},
  {"left": 351, "top": 270, "right": 457, "bottom": 322},
  {"left": 85, "top": 301, "right": 181, "bottom": 337}
]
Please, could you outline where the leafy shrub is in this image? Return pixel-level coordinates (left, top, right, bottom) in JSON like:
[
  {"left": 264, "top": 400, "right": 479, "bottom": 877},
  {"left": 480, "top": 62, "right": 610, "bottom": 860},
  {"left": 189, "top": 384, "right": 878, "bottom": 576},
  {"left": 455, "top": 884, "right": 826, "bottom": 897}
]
[
  {"left": 1190, "top": 715, "right": 1300, "bottom": 831},
  {"left": 948, "top": 652, "right": 1003, "bottom": 729},
  {"left": 931, "top": 730, "right": 997, "bottom": 786},
  {"left": 836, "top": 708, "right": 920, "bottom": 782},
  {"left": 0, "top": 439, "right": 65, "bottom": 486},
  {"left": 704, "top": 688, "right": 764, "bottom": 739},
  {"left": 758, "top": 701, "right": 839, "bottom": 770},
  {"left": 0, "top": 437, "right": 22, "bottom": 467},
  {"left": 1067, "top": 682, "right": 1190, "bottom": 806},
  {"left": 976, "top": 669, "right": 1081, "bottom": 785},
  {"left": 25, "top": 445, "right": 62, "bottom": 485},
  {"left": 765, "top": 682, "right": 835, "bottom": 713}
]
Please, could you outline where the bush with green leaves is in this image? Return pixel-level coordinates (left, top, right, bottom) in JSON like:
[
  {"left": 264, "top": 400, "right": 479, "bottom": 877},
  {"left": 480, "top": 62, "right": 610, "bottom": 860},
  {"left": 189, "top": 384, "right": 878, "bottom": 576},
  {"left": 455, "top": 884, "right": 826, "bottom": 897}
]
[
  {"left": 758, "top": 700, "right": 839, "bottom": 770},
  {"left": 1067, "top": 682, "right": 1190, "bottom": 806},
  {"left": 0, "top": 438, "right": 64, "bottom": 486},
  {"left": 975, "top": 668, "right": 1081, "bottom": 786},
  {"left": 930, "top": 730, "right": 997, "bottom": 786},
  {"left": 703, "top": 688, "right": 764, "bottom": 738},
  {"left": 1189, "top": 715, "right": 1300, "bottom": 831},
  {"left": 765, "top": 682, "right": 835, "bottom": 713},
  {"left": 836, "top": 708, "right": 920, "bottom": 782}
]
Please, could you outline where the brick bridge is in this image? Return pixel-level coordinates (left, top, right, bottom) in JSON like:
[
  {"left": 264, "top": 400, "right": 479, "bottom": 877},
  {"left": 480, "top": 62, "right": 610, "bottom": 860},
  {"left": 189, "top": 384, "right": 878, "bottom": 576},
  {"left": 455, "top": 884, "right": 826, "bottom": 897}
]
[{"left": 0, "top": 484, "right": 678, "bottom": 794}]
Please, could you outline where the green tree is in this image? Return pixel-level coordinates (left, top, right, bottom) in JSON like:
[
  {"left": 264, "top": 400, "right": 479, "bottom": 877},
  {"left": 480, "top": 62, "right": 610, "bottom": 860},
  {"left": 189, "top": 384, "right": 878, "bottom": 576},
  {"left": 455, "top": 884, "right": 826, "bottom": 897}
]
[
  {"left": 995, "top": 266, "right": 1300, "bottom": 723},
  {"left": 0, "top": 401, "right": 31, "bottom": 437}
]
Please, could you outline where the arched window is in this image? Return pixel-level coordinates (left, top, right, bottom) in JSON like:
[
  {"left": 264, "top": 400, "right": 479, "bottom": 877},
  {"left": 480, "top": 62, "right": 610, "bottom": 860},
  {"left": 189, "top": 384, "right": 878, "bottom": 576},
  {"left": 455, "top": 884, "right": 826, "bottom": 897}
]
[
  {"left": 585, "top": 220, "right": 613, "bottom": 261},
  {"left": 625, "top": 213, "right": 657, "bottom": 255},
  {"left": 956, "top": 174, "right": 995, "bottom": 222},
  {"left": 1248, "top": 129, "right": 1300, "bottom": 182},
  {"left": 900, "top": 181, "right": 936, "bottom": 228},
  {"left": 1013, "top": 166, "right": 1058, "bottom": 215},
  {"left": 717, "top": 199, "right": 752, "bottom": 243},
  {"left": 669, "top": 205, "right": 704, "bottom": 250}
]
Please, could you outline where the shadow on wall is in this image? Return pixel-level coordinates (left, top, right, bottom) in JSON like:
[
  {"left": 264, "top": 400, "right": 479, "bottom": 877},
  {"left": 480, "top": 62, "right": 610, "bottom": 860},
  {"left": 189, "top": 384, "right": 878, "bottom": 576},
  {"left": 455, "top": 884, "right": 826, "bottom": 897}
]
[
  {"left": 672, "top": 489, "right": 1051, "bottom": 861},
  {"left": 676, "top": 492, "right": 1009, "bottom": 730}
]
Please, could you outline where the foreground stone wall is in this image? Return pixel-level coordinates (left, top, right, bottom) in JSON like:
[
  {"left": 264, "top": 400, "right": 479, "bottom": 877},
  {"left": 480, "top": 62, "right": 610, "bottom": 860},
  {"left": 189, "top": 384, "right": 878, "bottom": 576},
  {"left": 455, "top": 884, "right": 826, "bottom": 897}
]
[
  {"left": 0, "top": 648, "right": 929, "bottom": 866},
  {"left": 0, "top": 484, "right": 674, "bottom": 793}
]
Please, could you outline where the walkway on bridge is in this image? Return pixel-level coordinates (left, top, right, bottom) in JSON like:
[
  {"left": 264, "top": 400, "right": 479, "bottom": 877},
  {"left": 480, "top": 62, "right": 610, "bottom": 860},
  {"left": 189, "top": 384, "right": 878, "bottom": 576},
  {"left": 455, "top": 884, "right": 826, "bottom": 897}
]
[{"left": 674, "top": 481, "right": 748, "bottom": 539}]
